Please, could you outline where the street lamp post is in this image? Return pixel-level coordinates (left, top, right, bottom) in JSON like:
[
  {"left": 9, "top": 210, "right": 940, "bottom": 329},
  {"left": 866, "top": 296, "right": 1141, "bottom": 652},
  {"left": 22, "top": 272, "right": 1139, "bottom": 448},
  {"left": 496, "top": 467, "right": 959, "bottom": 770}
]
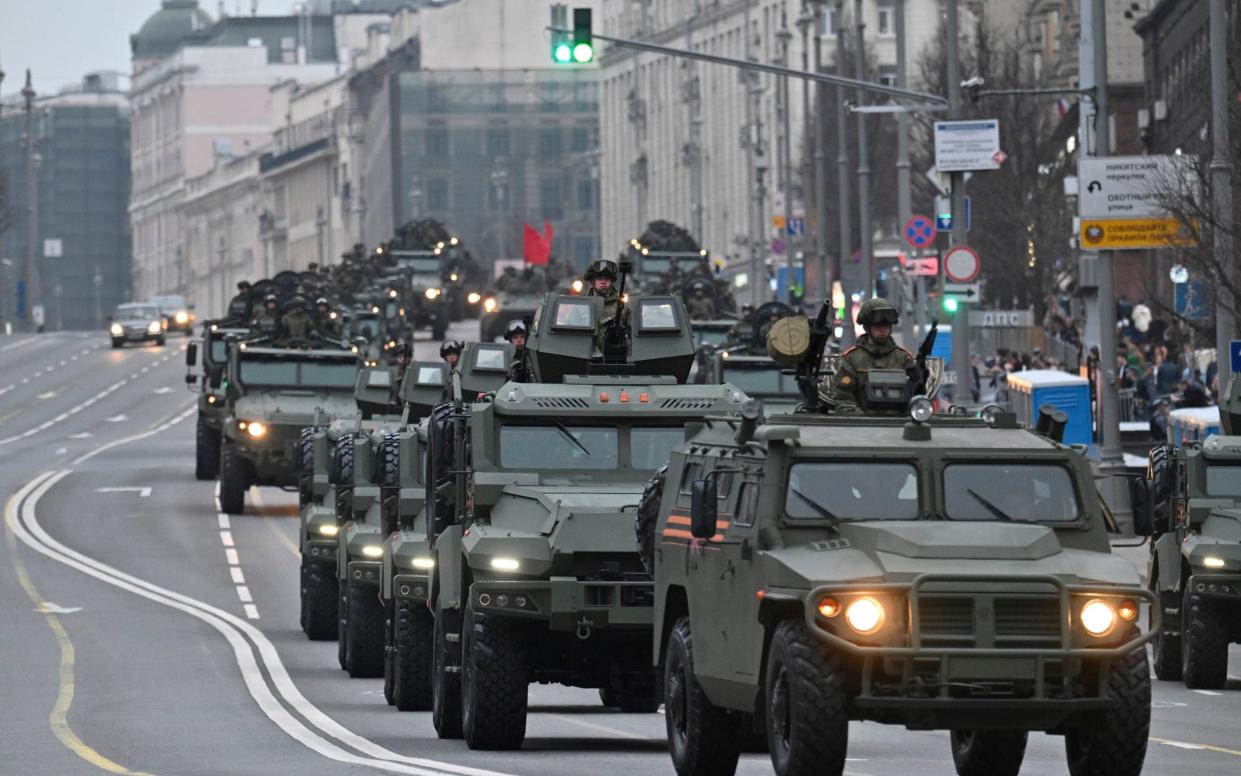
[
  {"left": 21, "top": 70, "right": 40, "bottom": 332},
  {"left": 853, "top": 0, "right": 873, "bottom": 301},
  {"left": 777, "top": 8, "right": 794, "bottom": 300},
  {"left": 835, "top": 1, "right": 853, "bottom": 341}
]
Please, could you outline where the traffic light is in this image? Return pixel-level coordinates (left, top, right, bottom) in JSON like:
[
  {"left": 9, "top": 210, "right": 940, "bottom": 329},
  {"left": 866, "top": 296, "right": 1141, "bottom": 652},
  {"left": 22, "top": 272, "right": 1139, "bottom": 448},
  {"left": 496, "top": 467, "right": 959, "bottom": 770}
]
[
  {"left": 572, "top": 8, "right": 593, "bottom": 63},
  {"left": 942, "top": 296, "right": 959, "bottom": 314},
  {"left": 550, "top": 4, "right": 572, "bottom": 63}
]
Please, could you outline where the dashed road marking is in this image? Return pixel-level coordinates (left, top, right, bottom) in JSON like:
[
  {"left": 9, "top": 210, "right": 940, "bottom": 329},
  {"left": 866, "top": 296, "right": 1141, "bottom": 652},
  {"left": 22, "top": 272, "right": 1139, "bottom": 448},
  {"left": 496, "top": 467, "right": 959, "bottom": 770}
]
[
  {"left": 1192, "top": 689, "right": 1223, "bottom": 696},
  {"left": 230, "top": 567, "right": 246, "bottom": 584},
  {"left": 220, "top": 531, "right": 235, "bottom": 548}
]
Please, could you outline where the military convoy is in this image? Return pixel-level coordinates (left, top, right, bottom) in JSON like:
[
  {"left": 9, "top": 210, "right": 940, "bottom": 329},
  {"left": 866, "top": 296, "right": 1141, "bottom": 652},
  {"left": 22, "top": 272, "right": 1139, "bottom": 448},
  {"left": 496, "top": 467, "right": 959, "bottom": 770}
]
[
  {"left": 1141, "top": 375, "right": 1241, "bottom": 689},
  {"left": 186, "top": 321, "right": 248, "bottom": 480}
]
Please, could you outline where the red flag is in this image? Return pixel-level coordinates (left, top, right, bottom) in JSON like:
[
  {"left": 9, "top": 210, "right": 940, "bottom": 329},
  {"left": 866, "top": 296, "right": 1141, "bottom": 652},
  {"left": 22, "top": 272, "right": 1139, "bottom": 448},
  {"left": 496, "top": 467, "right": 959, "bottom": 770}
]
[{"left": 522, "top": 221, "right": 555, "bottom": 265}]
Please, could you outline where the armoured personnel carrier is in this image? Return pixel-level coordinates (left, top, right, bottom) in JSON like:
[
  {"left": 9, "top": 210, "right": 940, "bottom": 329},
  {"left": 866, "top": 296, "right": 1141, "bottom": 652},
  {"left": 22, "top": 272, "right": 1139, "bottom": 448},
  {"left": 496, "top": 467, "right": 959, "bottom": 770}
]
[
  {"left": 1142, "top": 375, "right": 1241, "bottom": 689},
  {"left": 641, "top": 303, "right": 1156, "bottom": 776},
  {"left": 186, "top": 322, "right": 249, "bottom": 480},
  {"left": 424, "top": 289, "right": 747, "bottom": 750}
]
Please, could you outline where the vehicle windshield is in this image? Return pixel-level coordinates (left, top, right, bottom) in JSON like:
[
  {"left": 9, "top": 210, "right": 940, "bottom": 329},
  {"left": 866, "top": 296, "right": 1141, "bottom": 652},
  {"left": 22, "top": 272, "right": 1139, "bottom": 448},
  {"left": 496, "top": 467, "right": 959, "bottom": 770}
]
[
  {"left": 116, "top": 305, "right": 160, "bottom": 321},
  {"left": 723, "top": 365, "right": 789, "bottom": 395},
  {"left": 349, "top": 315, "right": 379, "bottom": 339},
  {"left": 150, "top": 295, "right": 186, "bottom": 311},
  {"left": 397, "top": 256, "right": 441, "bottom": 273},
  {"left": 785, "top": 462, "right": 920, "bottom": 520},
  {"left": 499, "top": 425, "right": 618, "bottom": 470},
  {"left": 209, "top": 339, "right": 228, "bottom": 363},
  {"left": 943, "top": 463, "right": 1081, "bottom": 522},
  {"left": 631, "top": 427, "right": 685, "bottom": 470},
  {"left": 641, "top": 257, "right": 671, "bottom": 275},
  {"left": 696, "top": 328, "right": 731, "bottom": 347},
  {"left": 239, "top": 357, "right": 358, "bottom": 390},
  {"left": 411, "top": 271, "right": 441, "bottom": 290},
  {"left": 1204, "top": 465, "right": 1241, "bottom": 496}
]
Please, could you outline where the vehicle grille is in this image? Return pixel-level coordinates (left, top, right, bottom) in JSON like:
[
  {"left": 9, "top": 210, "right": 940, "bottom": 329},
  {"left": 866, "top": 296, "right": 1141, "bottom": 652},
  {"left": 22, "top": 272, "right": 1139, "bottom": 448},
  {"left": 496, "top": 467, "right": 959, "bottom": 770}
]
[
  {"left": 659, "top": 398, "right": 715, "bottom": 410},
  {"left": 919, "top": 597, "right": 973, "bottom": 645},
  {"left": 995, "top": 597, "right": 1062, "bottom": 645},
  {"left": 533, "top": 397, "right": 592, "bottom": 409},
  {"left": 915, "top": 594, "right": 1063, "bottom": 648}
]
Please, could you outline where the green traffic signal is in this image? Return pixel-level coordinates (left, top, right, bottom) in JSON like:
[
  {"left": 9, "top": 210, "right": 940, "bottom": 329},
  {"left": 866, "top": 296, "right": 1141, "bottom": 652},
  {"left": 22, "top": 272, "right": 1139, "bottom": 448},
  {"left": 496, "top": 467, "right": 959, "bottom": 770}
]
[
  {"left": 553, "top": 42, "right": 573, "bottom": 63},
  {"left": 942, "top": 296, "right": 959, "bottom": 313},
  {"left": 572, "top": 42, "right": 593, "bottom": 62}
]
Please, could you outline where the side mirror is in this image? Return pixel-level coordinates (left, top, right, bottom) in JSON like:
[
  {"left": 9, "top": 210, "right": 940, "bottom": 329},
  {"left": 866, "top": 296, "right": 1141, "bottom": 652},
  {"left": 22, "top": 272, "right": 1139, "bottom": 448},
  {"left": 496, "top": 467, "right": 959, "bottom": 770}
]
[
  {"left": 184, "top": 373, "right": 196, "bottom": 386},
  {"left": 186, "top": 341, "right": 198, "bottom": 368},
  {"left": 690, "top": 479, "right": 718, "bottom": 540},
  {"left": 1130, "top": 477, "right": 1155, "bottom": 537},
  {"left": 209, "top": 371, "right": 223, "bottom": 390}
]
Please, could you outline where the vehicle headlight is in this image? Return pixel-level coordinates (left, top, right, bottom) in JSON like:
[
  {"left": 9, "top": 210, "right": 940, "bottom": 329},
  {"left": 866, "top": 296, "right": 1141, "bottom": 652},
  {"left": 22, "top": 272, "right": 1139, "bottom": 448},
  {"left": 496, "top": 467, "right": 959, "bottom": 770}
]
[
  {"left": 468, "top": 291, "right": 481, "bottom": 304},
  {"left": 425, "top": 287, "right": 441, "bottom": 300},
  {"left": 412, "top": 557, "right": 435, "bottom": 570},
  {"left": 1203, "top": 556, "right": 1226, "bottom": 569},
  {"left": 844, "top": 597, "right": 885, "bottom": 635},
  {"left": 450, "top": 273, "right": 459, "bottom": 282},
  {"left": 318, "top": 523, "right": 339, "bottom": 537},
  {"left": 483, "top": 297, "right": 498, "bottom": 313},
  {"left": 1079, "top": 599, "right": 1117, "bottom": 637},
  {"left": 242, "top": 420, "right": 267, "bottom": 439},
  {"left": 490, "top": 557, "right": 520, "bottom": 572},
  {"left": 571, "top": 279, "right": 584, "bottom": 294},
  {"left": 817, "top": 597, "right": 841, "bottom": 619},
  {"left": 147, "top": 321, "right": 162, "bottom": 334},
  {"left": 389, "top": 290, "right": 399, "bottom": 298},
  {"left": 175, "top": 311, "right": 189, "bottom": 324},
  {"left": 110, "top": 323, "right": 123, "bottom": 336},
  {"left": 361, "top": 545, "right": 383, "bottom": 559},
  {"left": 908, "top": 395, "right": 934, "bottom": 423}
]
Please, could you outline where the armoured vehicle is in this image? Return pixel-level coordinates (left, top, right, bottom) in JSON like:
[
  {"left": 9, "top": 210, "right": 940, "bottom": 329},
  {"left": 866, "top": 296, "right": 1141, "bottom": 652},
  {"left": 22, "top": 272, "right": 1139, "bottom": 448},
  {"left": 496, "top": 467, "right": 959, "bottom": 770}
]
[
  {"left": 711, "top": 353, "right": 803, "bottom": 415},
  {"left": 186, "top": 323, "right": 249, "bottom": 480},
  {"left": 642, "top": 304, "right": 1155, "bottom": 776},
  {"left": 218, "top": 340, "right": 359, "bottom": 514},
  {"left": 109, "top": 303, "right": 166, "bottom": 348},
  {"left": 425, "top": 290, "right": 747, "bottom": 750},
  {"left": 1142, "top": 375, "right": 1241, "bottom": 689},
  {"left": 478, "top": 287, "right": 541, "bottom": 342}
]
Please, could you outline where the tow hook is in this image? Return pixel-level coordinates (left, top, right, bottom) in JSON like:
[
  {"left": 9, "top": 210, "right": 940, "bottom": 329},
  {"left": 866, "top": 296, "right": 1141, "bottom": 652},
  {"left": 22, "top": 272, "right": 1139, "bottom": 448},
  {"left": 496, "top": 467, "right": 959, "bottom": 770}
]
[{"left": 575, "top": 618, "right": 593, "bottom": 640}]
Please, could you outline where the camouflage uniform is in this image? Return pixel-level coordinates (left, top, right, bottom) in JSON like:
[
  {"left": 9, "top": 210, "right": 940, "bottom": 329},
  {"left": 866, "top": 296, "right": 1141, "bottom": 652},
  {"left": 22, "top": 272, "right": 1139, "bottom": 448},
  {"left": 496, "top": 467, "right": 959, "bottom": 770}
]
[
  {"left": 820, "top": 298, "right": 914, "bottom": 414},
  {"left": 278, "top": 306, "right": 315, "bottom": 342},
  {"left": 686, "top": 293, "right": 715, "bottom": 321}
]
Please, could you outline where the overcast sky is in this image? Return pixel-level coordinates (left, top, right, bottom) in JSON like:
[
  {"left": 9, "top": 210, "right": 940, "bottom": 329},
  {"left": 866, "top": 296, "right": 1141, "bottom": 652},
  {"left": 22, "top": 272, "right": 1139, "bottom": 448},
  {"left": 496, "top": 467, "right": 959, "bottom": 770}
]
[{"left": 0, "top": 1, "right": 281, "bottom": 97}]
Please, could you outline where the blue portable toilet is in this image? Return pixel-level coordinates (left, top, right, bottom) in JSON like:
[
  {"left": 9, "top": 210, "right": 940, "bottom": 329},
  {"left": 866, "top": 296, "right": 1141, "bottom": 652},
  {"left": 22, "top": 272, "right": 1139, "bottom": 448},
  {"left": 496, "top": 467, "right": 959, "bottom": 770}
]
[
  {"left": 1168, "top": 406, "right": 1221, "bottom": 446},
  {"left": 1005, "top": 369, "right": 1092, "bottom": 446}
]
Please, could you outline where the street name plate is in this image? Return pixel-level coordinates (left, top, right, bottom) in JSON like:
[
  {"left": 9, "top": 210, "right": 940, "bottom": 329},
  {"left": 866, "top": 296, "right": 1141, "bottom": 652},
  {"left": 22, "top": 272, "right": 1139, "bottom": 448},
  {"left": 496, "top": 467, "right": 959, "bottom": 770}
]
[{"left": 1078, "top": 155, "right": 1195, "bottom": 219}]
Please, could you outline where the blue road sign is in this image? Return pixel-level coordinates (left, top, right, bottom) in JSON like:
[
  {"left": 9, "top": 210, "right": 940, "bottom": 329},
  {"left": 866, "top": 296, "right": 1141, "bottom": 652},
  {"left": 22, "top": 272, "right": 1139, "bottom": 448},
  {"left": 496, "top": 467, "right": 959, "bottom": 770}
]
[
  {"left": 1174, "top": 280, "right": 1210, "bottom": 321},
  {"left": 776, "top": 266, "right": 805, "bottom": 301},
  {"left": 935, "top": 197, "right": 972, "bottom": 232},
  {"left": 904, "top": 215, "right": 935, "bottom": 249},
  {"left": 787, "top": 217, "right": 806, "bottom": 236},
  {"left": 1231, "top": 341, "right": 1241, "bottom": 373}
]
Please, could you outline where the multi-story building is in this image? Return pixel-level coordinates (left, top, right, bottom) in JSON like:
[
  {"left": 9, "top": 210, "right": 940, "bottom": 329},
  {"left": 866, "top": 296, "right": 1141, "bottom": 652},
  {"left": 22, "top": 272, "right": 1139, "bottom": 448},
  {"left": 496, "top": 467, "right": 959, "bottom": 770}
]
[
  {"left": 351, "top": 0, "right": 603, "bottom": 269},
  {"left": 0, "top": 72, "right": 131, "bottom": 331}
]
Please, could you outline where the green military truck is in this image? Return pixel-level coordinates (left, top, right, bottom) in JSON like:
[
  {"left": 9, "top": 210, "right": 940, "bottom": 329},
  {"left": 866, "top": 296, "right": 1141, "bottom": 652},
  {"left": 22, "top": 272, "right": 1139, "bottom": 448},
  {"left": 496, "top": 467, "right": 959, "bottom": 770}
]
[
  {"left": 186, "top": 322, "right": 248, "bottom": 480},
  {"left": 218, "top": 341, "right": 359, "bottom": 514},
  {"left": 1142, "top": 376, "right": 1241, "bottom": 689},
  {"left": 425, "top": 292, "right": 747, "bottom": 750},
  {"left": 642, "top": 390, "right": 1157, "bottom": 776}
]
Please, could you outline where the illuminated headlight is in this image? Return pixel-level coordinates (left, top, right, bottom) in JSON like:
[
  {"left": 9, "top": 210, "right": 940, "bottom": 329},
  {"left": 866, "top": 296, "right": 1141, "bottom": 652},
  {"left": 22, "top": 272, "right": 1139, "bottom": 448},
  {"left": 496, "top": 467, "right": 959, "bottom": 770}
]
[
  {"left": 318, "top": 523, "right": 339, "bottom": 537},
  {"left": 621, "top": 293, "right": 629, "bottom": 304},
  {"left": 1203, "top": 556, "right": 1226, "bottom": 569},
  {"left": 361, "top": 545, "right": 383, "bottom": 559},
  {"left": 329, "top": 311, "right": 337, "bottom": 320},
  {"left": 450, "top": 273, "right": 459, "bottom": 282},
  {"left": 351, "top": 345, "right": 359, "bottom": 354},
  {"left": 425, "top": 287, "right": 441, "bottom": 300},
  {"left": 206, "top": 395, "right": 217, "bottom": 405},
  {"left": 372, "top": 306, "right": 380, "bottom": 314},
  {"left": 1079, "top": 599, "right": 1117, "bottom": 637},
  {"left": 411, "top": 557, "right": 435, "bottom": 570},
  {"left": 490, "top": 557, "right": 520, "bottom": 572},
  {"left": 389, "top": 290, "right": 399, "bottom": 298},
  {"left": 467, "top": 292, "right": 482, "bottom": 304},
  {"left": 147, "top": 321, "right": 162, "bottom": 334},
  {"left": 908, "top": 395, "right": 934, "bottom": 424},
  {"left": 175, "top": 311, "right": 190, "bottom": 324},
  {"left": 483, "top": 297, "right": 498, "bottom": 313},
  {"left": 571, "top": 279, "right": 584, "bottom": 294},
  {"left": 242, "top": 420, "right": 267, "bottom": 439},
  {"left": 844, "top": 597, "right": 885, "bottom": 635},
  {"left": 110, "top": 323, "right": 123, "bottom": 336}
]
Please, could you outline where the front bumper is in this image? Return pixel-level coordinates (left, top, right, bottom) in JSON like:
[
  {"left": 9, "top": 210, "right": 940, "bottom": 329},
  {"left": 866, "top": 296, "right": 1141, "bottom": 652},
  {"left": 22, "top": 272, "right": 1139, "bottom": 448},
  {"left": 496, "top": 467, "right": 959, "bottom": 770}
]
[
  {"left": 799, "top": 574, "right": 1157, "bottom": 728},
  {"left": 392, "top": 573, "right": 430, "bottom": 603},
  {"left": 231, "top": 427, "right": 303, "bottom": 484},
  {"left": 347, "top": 560, "right": 382, "bottom": 587},
  {"left": 304, "top": 539, "right": 338, "bottom": 563},
  {"left": 470, "top": 576, "right": 655, "bottom": 632},
  {"left": 1185, "top": 573, "right": 1241, "bottom": 601}
]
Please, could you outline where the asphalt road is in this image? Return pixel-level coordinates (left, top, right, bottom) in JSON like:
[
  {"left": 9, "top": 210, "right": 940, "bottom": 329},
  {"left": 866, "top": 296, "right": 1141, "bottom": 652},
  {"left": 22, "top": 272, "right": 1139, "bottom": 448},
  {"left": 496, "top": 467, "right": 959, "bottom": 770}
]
[{"left": 2, "top": 325, "right": 1241, "bottom": 776}]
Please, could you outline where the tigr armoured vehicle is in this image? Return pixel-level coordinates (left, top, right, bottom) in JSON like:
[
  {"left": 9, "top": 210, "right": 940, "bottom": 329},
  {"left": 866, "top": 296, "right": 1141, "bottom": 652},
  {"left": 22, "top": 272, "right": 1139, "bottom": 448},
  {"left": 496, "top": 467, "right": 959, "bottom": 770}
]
[
  {"left": 426, "top": 291, "right": 747, "bottom": 750},
  {"left": 218, "top": 340, "right": 359, "bottom": 514},
  {"left": 186, "top": 323, "right": 249, "bottom": 480},
  {"left": 642, "top": 308, "right": 1156, "bottom": 776},
  {"left": 1142, "top": 375, "right": 1241, "bottom": 689}
]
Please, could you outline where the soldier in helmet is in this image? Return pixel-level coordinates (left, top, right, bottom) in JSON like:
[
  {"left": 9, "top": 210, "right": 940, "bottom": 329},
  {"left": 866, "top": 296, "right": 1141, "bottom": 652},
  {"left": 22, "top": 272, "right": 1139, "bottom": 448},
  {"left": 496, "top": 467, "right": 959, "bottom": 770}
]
[
  {"left": 504, "top": 319, "right": 532, "bottom": 383},
  {"left": 314, "top": 297, "right": 342, "bottom": 339},
  {"left": 822, "top": 297, "right": 915, "bottom": 414},
  {"left": 228, "top": 281, "right": 253, "bottom": 321},
  {"left": 584, "top": 259, "right": 629, "bottom": 329},
  {"left": 729, "top": 304, "right": 755, "bottom": 347},
  {"left": 440, "top": 339, "right": 463, "bottom": 369},
  {"left": 686, "top": 286, "right": 715, "bottom": 321},
  {"left": 278, "top": 296, "right": 315, "bottom": 343},
  {"left": 252, "top": 293, "right": 280, "bottom": 335}
]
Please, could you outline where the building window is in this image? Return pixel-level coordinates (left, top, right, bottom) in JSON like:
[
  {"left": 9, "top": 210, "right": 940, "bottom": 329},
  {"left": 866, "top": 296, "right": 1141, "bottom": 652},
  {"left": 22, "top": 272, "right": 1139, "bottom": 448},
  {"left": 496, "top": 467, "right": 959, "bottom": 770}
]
[
  {"left": 538, "top": 128, "right": 562, "bottom": 157},
  {"left": 487, "top": 127, "right": 510, "bottom": 156},
  {"left": 426, "top": 127, "right": 449, "bottom": 157},
  {"left": 570, "top": 127, "right": 593, "bottom": 152},
  {"left": 877, "top": 72, "right": 897, "bottom": 88},
  {"left": 817, "top": 6, "right": 837, "bottom": 35},
  {"left": 540, "top": 178, "right": 563, "bottom": 219},
  {"left": 877, "top": 4, "right": 895, "bottom": 37},
  {"left": 574, "top": 236, "right": 594, "bottom": 264},
  {"left": 427, "top": 179, "right": 449, "bottom": 211},
  {"left": 577, "top": 179, "right": 595, "bottom": 210}
]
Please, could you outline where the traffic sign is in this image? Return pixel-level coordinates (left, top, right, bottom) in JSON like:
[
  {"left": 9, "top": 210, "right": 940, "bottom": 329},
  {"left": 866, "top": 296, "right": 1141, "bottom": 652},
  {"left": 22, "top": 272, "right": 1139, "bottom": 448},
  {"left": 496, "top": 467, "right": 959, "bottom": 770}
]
[
  {"left": 1175, "top": 279, "right": 1209, "bottom": 321},
  {"left": 43, "top": 238, "right": 63, "bottom": 258},
  {"left": 934, "top": 197, "right": 971, "bottom": 232},
  {"left": 943, "top": 245, "right": 981, "bottom": 283},
  {"left": 903, "top": 256, "right": 939, "bottom": 276},
  {"left": 943, "top": 282, "right": 981, "bottom": 300},
  {"left": 903, "top": 215, "right": 935, "bottom": 249},
  {"left": 1079, "top": 218, "right": 1195, "bottom": 250},
  {"left": 1231, "top": 341, "right": 1241, "bottom": 373},
  {"left": 1078, "top": 155, "right": 1195, "bottom": 219},
  {"left": 934, "top": 119, "right": 1002, "bottom": 171},
  {"left": 787, "top": 217, "right": 806, "bottom": 236}
]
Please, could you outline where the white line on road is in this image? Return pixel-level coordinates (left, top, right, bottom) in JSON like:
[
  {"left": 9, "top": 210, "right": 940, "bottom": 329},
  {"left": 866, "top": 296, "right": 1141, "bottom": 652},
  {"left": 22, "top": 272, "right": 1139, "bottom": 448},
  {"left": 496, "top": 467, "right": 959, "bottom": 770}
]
[
  {"left": 220, "top": 531, "right": 235, "bottom": 548},
  {"left": 1192, "top": 689, "right": 1223, "bottom": 696},
  {"left": 243, "top": 604, "right": 261, "bottom": 620},
  {"left": 96, "top": 487, "right": 152, "bottom": 498},
  {"left": 217, "top": 513, "right": 231, "bottom": 529},
  {"left": 230, "top": 567, "right": 246, "bottom": 584},
  {"left": 224, "top": 548, "right": 239, "bottom": 565},
  {"left": 0, "top": 337, "right": 39, "bottom": 352},
  {"left": 236, "top": 585, "right": 253, "bottom": 603}
]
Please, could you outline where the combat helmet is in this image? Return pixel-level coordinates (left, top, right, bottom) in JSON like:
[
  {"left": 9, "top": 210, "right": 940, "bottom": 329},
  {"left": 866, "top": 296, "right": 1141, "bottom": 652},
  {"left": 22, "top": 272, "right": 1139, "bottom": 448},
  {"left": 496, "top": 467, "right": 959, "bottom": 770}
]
[
  {"left": 503, "top": 319, "right": 528, "bottom": 342},
  {"left": 584, "top": 259, "right": 619, "bottom": 281},
  {"left": 856, "top": 297, "right": 900, "bottom": 327},
  {"left": 439, "top": 340, "right": 464, "bottom": 359}
]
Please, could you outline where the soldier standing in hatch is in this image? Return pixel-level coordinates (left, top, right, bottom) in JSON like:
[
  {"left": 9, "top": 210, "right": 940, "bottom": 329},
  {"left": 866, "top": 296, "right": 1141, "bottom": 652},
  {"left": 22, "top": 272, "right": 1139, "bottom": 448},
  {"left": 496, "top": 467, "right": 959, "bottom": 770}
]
[
  {"left": 584, "top": 260, "right": 629, "bottom": 328},
  {"left": 228, "top": 281, "right": 252, "bottom": 321},
  {"left": 821, "top": 298, "right": 915, "bottom": 414},
  {"left": 314, "top": 297, "right": 342, "bottom": 339},
  {"left": 504, "top": 320, "right": 532, "bottom": 383},
  {"left": 686, "top": 287, "right": 715, "bottom": 320},
  {"left": 278, "top": 296, "right": 316, "bottom": 343},
  {"left": 252, "top": 294, "right": 280, "bottom": 335}
]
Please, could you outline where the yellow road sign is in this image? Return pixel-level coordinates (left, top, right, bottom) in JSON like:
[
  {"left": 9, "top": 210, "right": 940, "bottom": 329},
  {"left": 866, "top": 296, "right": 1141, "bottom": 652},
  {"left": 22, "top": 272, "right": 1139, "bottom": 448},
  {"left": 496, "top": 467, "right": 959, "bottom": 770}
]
[{"left": 1079, "top": 218, "right": 1196, "bottom": 250}]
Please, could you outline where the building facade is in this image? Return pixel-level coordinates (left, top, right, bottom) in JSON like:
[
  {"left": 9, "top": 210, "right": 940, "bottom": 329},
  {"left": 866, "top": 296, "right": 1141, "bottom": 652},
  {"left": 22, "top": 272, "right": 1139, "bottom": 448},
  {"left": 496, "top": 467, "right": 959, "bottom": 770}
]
[{"left": 0, "top": 73, "right": 131, "bottom": 331}]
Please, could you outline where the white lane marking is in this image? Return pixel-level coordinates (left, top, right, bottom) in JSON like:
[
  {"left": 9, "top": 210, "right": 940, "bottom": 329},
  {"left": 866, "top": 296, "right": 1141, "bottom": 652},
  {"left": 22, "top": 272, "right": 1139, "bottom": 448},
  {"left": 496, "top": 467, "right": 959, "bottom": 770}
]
[
  {"left": 46, "top": 366, "right": 55, "bottom": 373},
  {"left": 153, "top": 387, "right": 172, "bottom": 395},
  {"left": 21, "top": 378, "right": 29, "bottom": 384},
  {"left": 230, "top": 567, "right": 246, "bottom": 585},
  {"left": 9, "top": 472, "right": 510, "bottom": 776},
  {"left": 1161, "top": 740, "right": 1207, "bottom": 750},
  {"left": 217, "top": 513, "right": 231, "bottom": 529},
  {"left": 0, "top": 380, "right": 131, "bottom": 447},
  {"left": 106, "top": 415, "right": 128, "bottom": 423},
  {"left": 1193, "top": 689, "right": 1223, "bottom": 696},
  {"left": 55, "top": 448, "right": 68, "bottom": 455},
  {"left": 220, "top": 531, "right": 235, "bottom": 548},
  {"left": 37, "top": 391, "right": 57, "bottom": 400},
  {"left": 95, "top": 487, "right": 152, "bottom": 498},
  {"left": 0, "top": 337, "right": 39, "bottom": 352},
  {"left": 72, "top": 406, "right": 194, "bottom": 464},
  {"left": 0, "top": 384, "right": 14, "bottom": 397},
  {"left": 59, "top": 361, "right": 66, "bottom": 367},
  {"left": 224, "top": 548, "right": 240, "bottom": 565},
  {"left": 243, "top": 604, "right": 261, "bottom": 620},
  {"left": 236, "top": 585, "right": 253, "bottom": 603},
  {"left": 68, "top": 433, "right": 92, "bottom": 439},
  {"left": 37, "top": 602, "right": 82, "bottom": 614}
]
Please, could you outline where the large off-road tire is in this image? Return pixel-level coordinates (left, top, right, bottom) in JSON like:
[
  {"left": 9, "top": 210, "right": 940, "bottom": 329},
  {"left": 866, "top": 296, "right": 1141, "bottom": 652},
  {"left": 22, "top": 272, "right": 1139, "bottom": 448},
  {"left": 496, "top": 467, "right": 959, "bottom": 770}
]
[
  {"left": 636, "top": 463, "right": 668, "bottom": 575},
  {"left": 333, "top": 434, "right": 355, "bottom": 519},
  {"left": 463, "top": 604, "right": 529, "bottom": 750},
  {"left": 196, "top": 416, "right": 220, "bottom": 480},
  {"left": 218, "top": 443, "right": 246, "bottom": 515},
  {"left": 111, "top": 338, "right": 123, "bottom": 349},
  {"left": 432, "top": 608, "right": 463, "bottom": 739},
  {"left": 765, "top": 619, "right": 848, "bottom": 776},
  {"left": 345, "top": 578, "right": 385, "bottom": 678},
  {"left": 384, "top": 618, "right": 396, "bottom": 706},
  {"left": 391, "top": 598, "right": 433, "bottom": 711},
  {"left": 156, "top": 335, "right": 166, "bottom": 346},
  {"left": 600, "top": 676, "right": 661, "bottom": 713},
  {"left": 298, "top": 426, "right": 319, "bottom": 509},
  {"left": 378, "top": 432, "right": 401, "bottom": 533},
  {"left": 1064, "top": 642, "right": 1151, "bottom": 776},
  {"left": 665, "top": 616, "right": 741, "bottom": 776},
  {"left": 1181, "top": 587, "right": 1229, "bottom": 689},
  {"left": 1149, "top": 570, "right": 1182, "bottom": 681},
  {"left": 950, "top": 730, "right": 1027, "bottom": 776},
  {"left": 299, "top": 557, "right": 338, "bottom": 640},
  {"left": 337, "top": 591, "right": 348, "bottom": 671}
]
